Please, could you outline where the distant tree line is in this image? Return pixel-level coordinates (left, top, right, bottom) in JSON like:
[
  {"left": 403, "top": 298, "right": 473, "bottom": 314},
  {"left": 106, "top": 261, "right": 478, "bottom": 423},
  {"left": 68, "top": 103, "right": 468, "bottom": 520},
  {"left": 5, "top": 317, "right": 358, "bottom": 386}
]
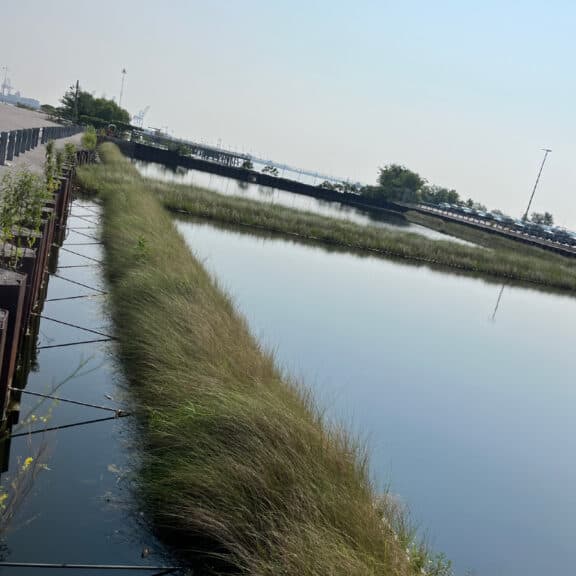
[
  {"left": 530, "top": 211, "right": 554, "bottom": 225},
  {"left": 319, "top": 180, "right": 360, "bottom": 194},
  {"left": 41, "top": 85, "right": 130, "bottom": 127},
  {"left": 360, "top": 164, "right": 462, "bottom": 205},
  {"left": 356, "top": 163, "right": 554, "bottom": 224}
]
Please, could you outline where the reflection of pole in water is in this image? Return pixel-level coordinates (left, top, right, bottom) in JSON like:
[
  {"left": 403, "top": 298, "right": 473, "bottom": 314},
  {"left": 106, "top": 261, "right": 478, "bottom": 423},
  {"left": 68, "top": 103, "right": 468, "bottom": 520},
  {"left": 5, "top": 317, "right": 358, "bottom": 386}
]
[
  {"left": 491, "top": 285, "right": 506, "bottom": 322},
  {"left": 0, "top": 435, "right": 11, "bottom": 474}
]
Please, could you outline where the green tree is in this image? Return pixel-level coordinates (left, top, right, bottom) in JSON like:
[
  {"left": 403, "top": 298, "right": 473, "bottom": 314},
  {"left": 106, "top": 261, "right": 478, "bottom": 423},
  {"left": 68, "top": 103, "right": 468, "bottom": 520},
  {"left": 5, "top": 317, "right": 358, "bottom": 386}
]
[
  {"left": 361, "top": 164, "right": 425, "bottom": 203},
  {"left": 421, "top": 184, "right": 460, "bottom": 205},
  {"left": 262, "top": 165, "right": 279, "bottom": 176},
  {"left": 40, "top": 104, "right": 58, "bottom": 117},
  {"left": 82, "top": 126, "right": 97, "bottom": 150},
  {"left": 241, "top": 159, "right": 254, "bottom": 170},
  {"left": 319, "top": 180, "right": 337, "bottom": 190},
  {"left": 530, "top": 211, "right": 554, "bottom": 226},
  {"left": 59, "top": 85, "right": 130, "bottom": 124}
]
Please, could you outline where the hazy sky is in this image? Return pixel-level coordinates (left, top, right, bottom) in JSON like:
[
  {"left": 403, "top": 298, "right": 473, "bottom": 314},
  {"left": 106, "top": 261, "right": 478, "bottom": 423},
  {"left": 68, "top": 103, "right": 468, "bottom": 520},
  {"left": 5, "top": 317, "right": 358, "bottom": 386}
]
[{"left": 2, "top": 1, "right": 575, "bottom": 227}]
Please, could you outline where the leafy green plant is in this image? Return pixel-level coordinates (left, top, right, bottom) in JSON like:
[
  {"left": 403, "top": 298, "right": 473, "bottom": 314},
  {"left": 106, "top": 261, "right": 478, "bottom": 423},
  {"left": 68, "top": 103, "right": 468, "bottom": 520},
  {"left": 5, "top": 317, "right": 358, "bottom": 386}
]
[
  {"left": 81, "top": 126, "right": 97, "bottom": 151},
  {"left": 44, "top": 141, "right": 59, "bottom": 195},
  {"left": 0, "top": 168, "right": 48, "bottom": 268},
  {"left": 0, "top": 449, "right": 48, "bottom": 536},
  {"left": 64, "top": 142, "right": 77, "bottom": 167},
  {"left": 55, "top": 149, "right": 65, "bottom": 177}
]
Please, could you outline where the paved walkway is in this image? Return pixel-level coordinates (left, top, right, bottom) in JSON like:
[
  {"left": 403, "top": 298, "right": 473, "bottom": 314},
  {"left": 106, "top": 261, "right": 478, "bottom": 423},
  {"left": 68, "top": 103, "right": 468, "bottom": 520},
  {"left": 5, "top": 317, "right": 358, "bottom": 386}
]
[
  {"left": 0, "top": 103, "right": 59, "bottom": 131},
  {"left": 0, "top": 104, "right": 83, "bottom": 179}
]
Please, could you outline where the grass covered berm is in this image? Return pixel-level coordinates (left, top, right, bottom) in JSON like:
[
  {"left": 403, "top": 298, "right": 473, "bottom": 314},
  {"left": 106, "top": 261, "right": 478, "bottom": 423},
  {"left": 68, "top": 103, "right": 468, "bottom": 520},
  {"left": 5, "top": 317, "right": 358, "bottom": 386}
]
[
  {"left": 148, "top": 174, "right": 576, "bottom": 294},
  {"left": 78, "top": 144, "right": 450, "bottom": 575}
]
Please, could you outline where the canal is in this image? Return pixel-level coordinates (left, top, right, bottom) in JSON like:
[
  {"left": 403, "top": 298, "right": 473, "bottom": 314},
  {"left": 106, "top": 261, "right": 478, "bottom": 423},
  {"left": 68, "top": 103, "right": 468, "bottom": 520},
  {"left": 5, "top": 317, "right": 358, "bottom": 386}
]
[
  {"left": 175, "top": 216, "right": 576, "bottom": 576},
  {"left": 133, "top": 160, "right": 475, "bottom": 246},
  {"left": 0, "top": 201, "right": 174, "bottom": 575}
]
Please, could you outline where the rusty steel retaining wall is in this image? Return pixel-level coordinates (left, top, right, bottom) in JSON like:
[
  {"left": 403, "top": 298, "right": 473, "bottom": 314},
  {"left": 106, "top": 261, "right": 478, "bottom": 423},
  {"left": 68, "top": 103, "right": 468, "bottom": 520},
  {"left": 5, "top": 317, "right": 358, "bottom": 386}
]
[{"left": 0, "top": 149, "right": 94, "bottom": 423}]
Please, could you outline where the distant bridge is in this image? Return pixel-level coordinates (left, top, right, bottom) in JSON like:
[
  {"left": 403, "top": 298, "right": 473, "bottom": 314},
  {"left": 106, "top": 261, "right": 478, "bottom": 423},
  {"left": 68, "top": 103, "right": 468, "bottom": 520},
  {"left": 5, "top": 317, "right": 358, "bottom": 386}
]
[
  {"left": 109, "top": 138, "right": 403, "bottom": 214},
  {"left": 114, "top": 137, "right": 576, "bottom": 259},
  {"left": 136, "top": 130, "right": 360, "bottom": 186}
]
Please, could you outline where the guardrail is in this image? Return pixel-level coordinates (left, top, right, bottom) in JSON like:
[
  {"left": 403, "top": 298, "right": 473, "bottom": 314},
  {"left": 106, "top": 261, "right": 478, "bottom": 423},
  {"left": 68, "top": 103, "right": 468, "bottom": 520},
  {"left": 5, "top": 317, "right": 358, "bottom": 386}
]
[
  {"left": 414, "top": 204, "right": 576, "bottom": 257},
  {"left": 0, "top": 125, "right": 82, "bottom": 166}
]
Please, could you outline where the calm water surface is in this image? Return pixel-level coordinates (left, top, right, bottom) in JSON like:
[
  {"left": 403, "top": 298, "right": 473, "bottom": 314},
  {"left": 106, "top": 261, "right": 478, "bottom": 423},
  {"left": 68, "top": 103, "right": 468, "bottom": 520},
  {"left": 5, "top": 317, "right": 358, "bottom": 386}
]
[
  {"left": 133, "top": 160, "right": 475, "bottom": 245},
  {"left": 176, "top": 218, "right": 576, "bottom": 576},
  {"left": 0, "top": 202, "right": 172, "bottom": 575}
]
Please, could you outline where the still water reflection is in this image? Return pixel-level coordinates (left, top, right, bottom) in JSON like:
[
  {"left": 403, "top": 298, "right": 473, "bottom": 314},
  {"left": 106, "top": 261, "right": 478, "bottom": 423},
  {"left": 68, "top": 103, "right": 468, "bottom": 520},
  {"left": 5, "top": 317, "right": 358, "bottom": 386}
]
[
  {"left": 176, "top": 218, "right": 576, "bottom": 576},
  {"left": 0, "top": 202, "right": 171, "bottom": 575},
  {"left": 133, "top": 160, "right": 474, "bottom": 245}
]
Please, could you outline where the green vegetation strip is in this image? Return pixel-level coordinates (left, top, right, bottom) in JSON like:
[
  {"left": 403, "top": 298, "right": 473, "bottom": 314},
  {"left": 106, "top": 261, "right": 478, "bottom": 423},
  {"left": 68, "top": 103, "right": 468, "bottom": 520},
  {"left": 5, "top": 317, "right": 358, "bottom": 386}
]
[
  {"left": 92, "top": 150, "right": 576, "bottom": 293},
  {"left": 78, "top": 144, "right": 450, "bottom": 575}
]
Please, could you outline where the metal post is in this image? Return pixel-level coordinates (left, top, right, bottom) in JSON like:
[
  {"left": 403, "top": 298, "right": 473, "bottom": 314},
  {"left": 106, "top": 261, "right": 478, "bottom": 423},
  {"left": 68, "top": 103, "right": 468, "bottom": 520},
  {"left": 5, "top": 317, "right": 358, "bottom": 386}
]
[
  {"left": 6, "top": 131, "right": 15, "bottom": 161},
  {"left": 20, "top": 129, "right": 27, "bottom": 154},
  {"left": 0, "top": 132, "right": 7, "bottom": 165},
  {"left": 522, "top": 148, "right": 552, "bottom": 221},
  {"left": 13, "top": 130, "right": 22, "bottom": 157},
  {"left": 19, "top": 129, "right": 26, "bottom": 153},
  {"left": 119, "top": 68, "right": 127, "bottom": 108},
  {"left": 74, "top": 80, "right": 80, "bottom": 123}
]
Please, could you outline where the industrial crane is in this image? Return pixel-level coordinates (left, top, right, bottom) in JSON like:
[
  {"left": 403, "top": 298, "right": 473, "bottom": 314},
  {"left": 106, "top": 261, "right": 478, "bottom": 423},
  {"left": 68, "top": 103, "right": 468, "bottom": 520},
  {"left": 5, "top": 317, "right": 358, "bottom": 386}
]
[{"left": 132, "top": 106, "right": 150, "bottom": 128}]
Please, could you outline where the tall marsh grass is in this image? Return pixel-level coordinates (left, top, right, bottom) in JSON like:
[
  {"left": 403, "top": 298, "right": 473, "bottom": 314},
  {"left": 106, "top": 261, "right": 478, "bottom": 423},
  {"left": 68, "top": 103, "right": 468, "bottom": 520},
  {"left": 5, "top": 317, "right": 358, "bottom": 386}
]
[
  {"left": 133, "top": 167, "right": 576, "bottom": 293},
  {"left": 77, "top": 144, "right": 451, "bottom": 575}
]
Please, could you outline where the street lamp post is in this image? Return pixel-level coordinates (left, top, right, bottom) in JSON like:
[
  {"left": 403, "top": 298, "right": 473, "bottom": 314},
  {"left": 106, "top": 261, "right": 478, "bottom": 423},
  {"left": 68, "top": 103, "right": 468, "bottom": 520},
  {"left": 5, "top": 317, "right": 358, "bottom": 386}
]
[
  {"left": 0, "top": 66, "right": 8, "bottom": 96},
  {"left": 522, "top": 148, "right": 552, "bottom": 221},
  {"left": 119, "top": 68, "right": 127, "bottom": 108}
]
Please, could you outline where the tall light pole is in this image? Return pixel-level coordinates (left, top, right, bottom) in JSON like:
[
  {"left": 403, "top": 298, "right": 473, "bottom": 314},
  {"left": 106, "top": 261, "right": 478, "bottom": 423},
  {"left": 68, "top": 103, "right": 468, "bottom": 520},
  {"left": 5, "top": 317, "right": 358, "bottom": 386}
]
[
  {"left": 119, "top": 68, "right": 127, "bottom": 108},
  {"left": 74, "top": 80, "right": 80, "bottom": 123},
  {"left": 522, "top": 148, "right": 552, "bottom": 221},
  {"left": 0, "top": 66, "right": 8, "bottom": 96}
]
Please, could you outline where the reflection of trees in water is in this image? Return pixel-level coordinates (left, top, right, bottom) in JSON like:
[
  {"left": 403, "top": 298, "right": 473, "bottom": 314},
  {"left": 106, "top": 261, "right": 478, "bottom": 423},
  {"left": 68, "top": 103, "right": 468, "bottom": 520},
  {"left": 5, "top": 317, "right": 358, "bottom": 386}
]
[
  {"left": 257, "top": 186, "right": 274, "bottom": 198},
  {"left": 134, "top": 159, "right": 189, "bottom": 178},
  {"left": 365, "top": 209, "right": 409, "bottom": 227},
  {"left": 238, "top": 181, "right": 249, "bottom": 191},
  {"left": 159, "top": 164, "right": 188, "bottom": 177},
  {"left": 316, "top": 198, "right": 410, "bottom": 228}
]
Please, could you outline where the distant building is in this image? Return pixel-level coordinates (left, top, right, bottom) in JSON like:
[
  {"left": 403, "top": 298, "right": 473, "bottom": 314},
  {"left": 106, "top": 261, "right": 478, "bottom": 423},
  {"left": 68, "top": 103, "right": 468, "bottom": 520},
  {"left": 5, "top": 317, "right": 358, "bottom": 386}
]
[{"left": 0, "top": 92, "right": 41, "bottom": 110}]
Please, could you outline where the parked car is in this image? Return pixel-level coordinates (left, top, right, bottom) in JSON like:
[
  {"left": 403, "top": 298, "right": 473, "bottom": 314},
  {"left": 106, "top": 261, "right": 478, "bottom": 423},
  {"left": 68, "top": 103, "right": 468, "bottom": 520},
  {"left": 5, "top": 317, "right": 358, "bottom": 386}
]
[{"left": 512, "top": 220, "right": 526, "bottom": 232}]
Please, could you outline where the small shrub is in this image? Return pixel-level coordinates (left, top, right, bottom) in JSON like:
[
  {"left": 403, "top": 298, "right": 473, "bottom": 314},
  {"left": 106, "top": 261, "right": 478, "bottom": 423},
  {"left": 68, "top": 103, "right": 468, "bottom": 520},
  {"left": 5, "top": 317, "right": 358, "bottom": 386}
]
[
  {"left": 64, "top": 142, "right": 77, "bottom": 166},
  {"left": 81, "top": 126, "right": 97, "bottom": 151}
]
